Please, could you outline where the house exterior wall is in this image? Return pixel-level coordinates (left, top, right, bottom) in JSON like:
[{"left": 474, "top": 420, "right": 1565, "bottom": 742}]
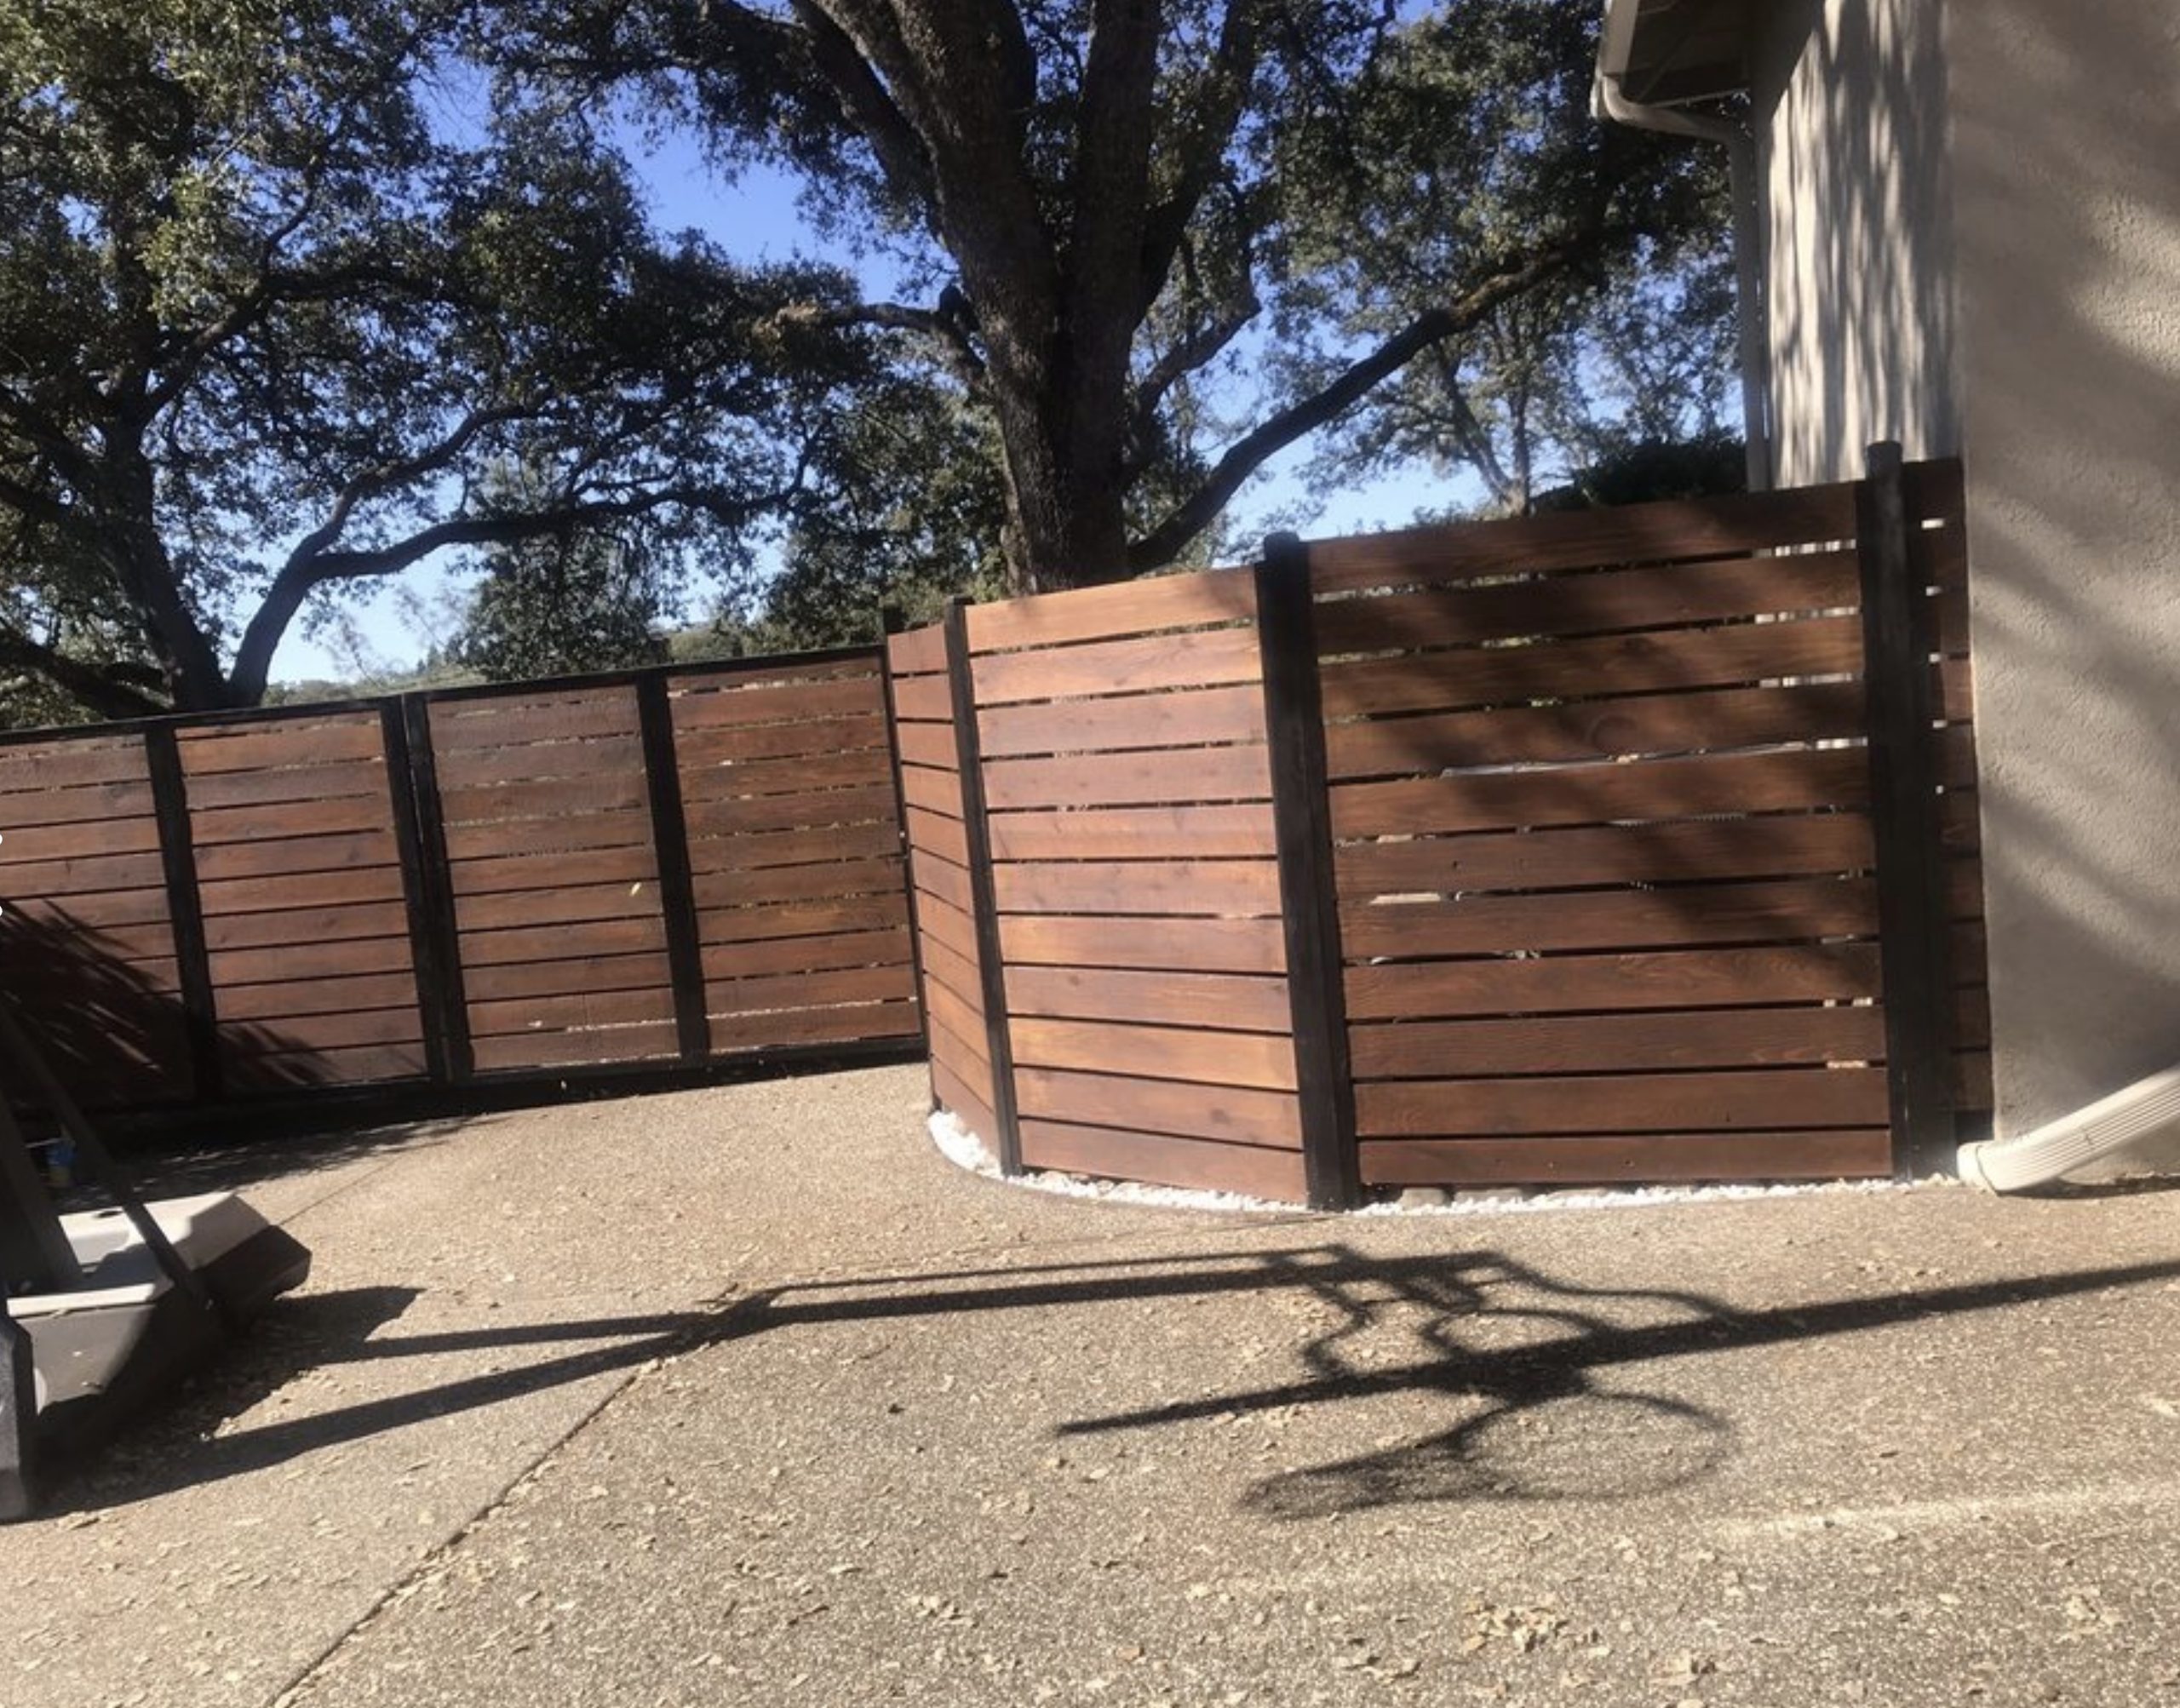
[
  {"left": 1752, "top": 0, "right": 1961, "bottom": 487},
  {"left": 1753, "top": 0, "right": 2180, "bottom": 1153},
  {"left": 1946, "top": 2, "right": 2180, "bottom": 1142}
]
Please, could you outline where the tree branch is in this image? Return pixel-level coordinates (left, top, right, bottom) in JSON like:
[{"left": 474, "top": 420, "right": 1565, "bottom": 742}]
[
  {"left": 0, "top": 622, "right": 165, "bottom": 721},
  {"left": 1134, "top": 0, "right": 1265, "bottom": 320},
  {"left": 1127, "top": 243, "right": 1582, "bottom": 570},
  {"left": 775, "top": 296, "right": 985, "bottom": 391}
]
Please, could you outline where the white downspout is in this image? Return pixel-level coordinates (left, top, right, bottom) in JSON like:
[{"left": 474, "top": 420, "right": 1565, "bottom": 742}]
[
  {"left": 1958, "top": 1064, "right": 2180, "bottom": 1192},
  {"left": 1591, "top": 64, "right": 1774, "bottom": 492}
]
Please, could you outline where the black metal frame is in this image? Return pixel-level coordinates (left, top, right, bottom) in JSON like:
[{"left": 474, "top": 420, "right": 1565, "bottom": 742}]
[
  {"left": 1857, "top": 442, "right": 1960, "bottom": 1177},
  {"left": 1256, "top": 535, "right": 1363, "bottom": 1209},
  {"left": 635, "top": 675, "right": 713, "bottom": 1063},
  {"left": 943, "top": 599, "right": 1024, "bottom": 1174},
  {"left": 140, "top": 724, "right": 223, "bottom": 1103},
  {"left": 394, "top": 694, "right": 473, "bottom": 1082},
  {"left": 877, "top": 609, "right": 937, "bottom": 1092}
]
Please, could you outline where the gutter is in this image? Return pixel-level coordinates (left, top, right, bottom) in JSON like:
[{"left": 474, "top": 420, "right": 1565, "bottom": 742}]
[
  {"left": 1591, "top": 2, "right": 1773, "bottom": 490},
  {"left": 1959, "top": 1064, "right": 2180, "bottom": 1192}
]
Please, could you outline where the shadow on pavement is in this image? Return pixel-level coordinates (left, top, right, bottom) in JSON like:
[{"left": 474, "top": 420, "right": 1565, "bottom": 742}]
[{"left": 52, "top": 1245, "right": 2180, "bottom": 1520}]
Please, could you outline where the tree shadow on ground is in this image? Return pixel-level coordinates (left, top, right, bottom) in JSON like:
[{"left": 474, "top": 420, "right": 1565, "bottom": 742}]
[{"left": 43, "top": 1243, "right": 2180, "bottom": 1519}]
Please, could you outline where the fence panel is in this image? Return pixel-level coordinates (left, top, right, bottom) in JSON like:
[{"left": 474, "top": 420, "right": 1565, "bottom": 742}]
[
  {"left": 961, "top": 568, "right": 1305, "bottom": 1201},
  {"left": 180, "top": 711, "right": 428, "bottom": 1091},
  {"left": 1310, "top": 475, "right": 1971, "bottom": 1189},
  {"left": 0, "top": 731, "right": 192, "bottom": 1109},
  {"left": 671, "top": 654, "right": 920, "bottom": 1057}
]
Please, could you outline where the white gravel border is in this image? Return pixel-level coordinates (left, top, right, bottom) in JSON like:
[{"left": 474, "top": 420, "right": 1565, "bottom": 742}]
[{"left": 929, "top": 1109, "right": 1949, "bottom": 1217}]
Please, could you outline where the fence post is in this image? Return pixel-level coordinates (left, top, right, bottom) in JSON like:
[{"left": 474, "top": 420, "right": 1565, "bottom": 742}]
[
  {"left": 141, "top": 724, "right": 222, "bottom": 1104},
  {"left": 394, "top": 695, "right": 473, "bottom": 1084},
  {"left": 635, "top": 673, "right": 711, "bottom": 1064},
  {"left": 944, "top": 598, "right": 1024, "bottom": 1175},
  {"left": 1256, "top": 534, "right": 1362, "bottom": 1210},
  {"left": 1856, "top": 441, "right": 1959, "bottom": 1176},
  {"left": 878, "top": 609, "right": 935, "bottom": 1084}
]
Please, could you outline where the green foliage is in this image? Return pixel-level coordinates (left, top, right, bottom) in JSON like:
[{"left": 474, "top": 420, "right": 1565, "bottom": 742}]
[
  {"left": 452, "top": 526, "right": 670, "bottom": 682},
  {"left": 0, "top": 0, "right": 875, "bottom": 715}
]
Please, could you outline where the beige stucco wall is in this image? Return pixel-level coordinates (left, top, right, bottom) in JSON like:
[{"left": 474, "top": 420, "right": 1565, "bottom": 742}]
[
  {"left": 1753, "top": 2, "right": 2180, "bottom": 1154},
  {"left": 1948, "top": 2, "right": 2180, "bottom": 1140},
  {"left": 1753, "top": 0, "right": 1962, "bottom": 486}
]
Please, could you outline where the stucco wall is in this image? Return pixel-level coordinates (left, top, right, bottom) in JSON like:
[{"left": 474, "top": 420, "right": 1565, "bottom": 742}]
[
  {"left": 1753, "top": 0, "right": 1961, "bottom": 486},
  {"left": 1948, "top": 3, "right": 2180, "bottom": 1141}
]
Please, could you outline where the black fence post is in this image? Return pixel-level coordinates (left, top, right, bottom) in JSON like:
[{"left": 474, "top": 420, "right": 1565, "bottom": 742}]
[
  {"left": 944, "top": 598, "right": 1024, "bottom": 1175},
  {"left": 1256, "top": 533, "right": 1362, "bottom": 1210},
  {"left": 381, "top": 701, "right": 456, "bottom": 1086},
  {"left": 636, "top": 673, "right": 711, "bottom": 1065},
  {"left": 878, "top": 608, "right": 935, "bottom": 1079},
  {"left": 141, "top": 724, "right": 222, "bottom": 1104},
  {"left": 395, "top": 696, "right": 473, "bottom": 1084},
  {"left": 1857, "top": 441, "right": 1959, "bottom": 1177}
]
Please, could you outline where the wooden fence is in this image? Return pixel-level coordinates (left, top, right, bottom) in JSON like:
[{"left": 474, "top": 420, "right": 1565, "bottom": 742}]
[
  {"left": 0, "top": 650, "right": 924, "bottom": 1120},
  {"left": 2, "top": 454, "right": 1988, "bottom": 1202},
  {"left": 892, "top": 451, "right": 1990, "bottom": 1204}
]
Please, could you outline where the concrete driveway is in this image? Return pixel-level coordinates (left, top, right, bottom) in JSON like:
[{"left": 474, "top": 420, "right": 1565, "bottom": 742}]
[{"left": 5, "top": 1063, "right": 2177, "bottom": 1707}]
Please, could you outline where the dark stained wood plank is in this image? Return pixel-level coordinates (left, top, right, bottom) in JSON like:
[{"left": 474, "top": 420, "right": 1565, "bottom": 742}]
[
  {"left": 932, "top": 1057, "right": 997, "bottom": 1141},
  {"left": 0, "top": 735, "right": 148, "bottom": 789},
  {"left": 1355, "top": 1066, "right": 1889, "bottom": 1136},
  {"left": 0, "top": 851, "right": 166, "bottom": 897},
  {"left": 435, "top": 773, "right": 650, "bottom": 826},
  {"left": 1325, "top": 681, "right": 1866, "bottom": 778},
  {"left": 920, "top": 936, "right": 984, "bottom": 1012},
  {"left": 972, "top": 625, "right": 1264, "bottom": 706},
  {"left": 985, "top": 802, "right": 1277, "bottom": 862},
  {"left": 193, "top": 828, "right": 402, "bottom": 882},
  {"left": 458, "top": 914, "right": 668, "bottom": 966},
  {"left": 430, "top": 690, "right": 639, "bottom": 746},
  {"left": 7, "top": 888, "right": 176, "bottom": 930},
  {"left": 1358, "top": 1130, "right": 1892, "bottom": 1186},
  {"left": 695, "top": 893, "right": 907, "bottom": 945},
  {"left": 1319, "top": 615, "right": 1866, "bottom": 720},
  {"left": 674, "top": 711, "right": 890, "bottom": 767},
  {"left": 462, "top": 950, "right": 671, "bottom": 1002},
  {"left": 222, "top": 1041, "right": 430, "bottom": 1088},
  {"left": 707, "top": 1000, "right": 921, "bottom": 1053},
  {"left": 431, "top": 735, "right": 646, "bottom": 791},
  {"left": 967, "top": 565, "right": 1254, "bottom": 653},
  {"left": 892, "top": 720, "right": 960, "bottom": 771},
  {"left": 202, "top": 900, "right": 415, "bottom": 953},
  {"left": 903, "top": 805, "right": 970, "bottom": 868},
  {"left": 993, "top": 858, "right": 1284, "bottom": 918},
  {"left": 1010, "top": 1017, "right": 1299, "bottom": 1091},
  {"left": 446, "top": 843, "right": 658, "bottom": 897},
  {"left": 1349, "top": 1005, "right": 1886, "bottom": 1080},
  {"left": 1343, "top": 942, "right": 1884, "bottom": 1019},
  {"left": 187, "top": 792, "right": 398, "bottom": 846},
  {"left": 216, "top": 1006, "right": 423, "bottom": 1052},
  {"left": 179, "top": 756, "right": 394, "bottom": 812},
  {"left": 1019, "top": 1121, "right": 1306, "bottom": 1201},
  {"left": 889, "top": 673, "right": 954, "bottom": 723},
  {"left": 1014, "top": 1066, "right": 1303, "bottom": 1148},
  {"left": 0, "top": 777, "right": 164, "bottom": 828},
  {"left": 977, "top": 683, "right": 1267, "bottom": 759},
  {"left": 1000, "top": 914, "right": 1288, "bottom": 975},
  {"left": 470, "top": 1021, "right": 683, "bottom": 1073},
  {"left": 683, "top": 782, "right": 900, "bottom": 838},
  {"left": 1305, "top": 481, "right": 1859, "bottom": 592},
  {"left": 690, "top": 854, "right": 904, "bottom": 911},
  {"left": 675, "top": 747, "right": 897, "bottom": 800},
  {"left": 910, "top": 845, "right": 975, "bottom": 914},
  {"left": 911, "top": 891, "right": 978, "bottom": 966},
  {"left": 197, "top": 865, "right": 407, "bottom": 917},
  {"left": 887, "top": 621, "right": 949, "bottom": 674},
  {"left": 1339, "top": 875, "right": 1879, "bottom": 959},
  {"left": 0, "top": 817, "right": 162, "bottom": 864},
  {"left": 1331, "top": 748, "right": 1871, "bottom": 840},
  {"left": 468, "top": 985, "right": 678, "bottom": 1038},
  {"left": 209, "top": 932, "right": 418, "bottom": 986},
  {"left": 215, "top": 971, "right": 425, "bottom": 1021},
  {"left": 438, "top": 811, "right": 657, "bottom": 863},
  {"left": 175, "top": 716, "right": 385, "bottom": 773},
  {"left": 455, "top": 877, "right": 665, "bottom": 934},
  {"left": 925, "top": 984, "right": 992, "bottom": 1072},
  {"left": 1335, "top": 815, "right": 1875, "bottom": 899},
  {"left": 706, "top": 962, "right": 919, "bottom": 1016},
  {"left": 1006, "top": 966, "right": 1294, "bottom": 1034},
  {"left": 668, "top": 674, "right": 882, "bottom": 729},
  {"left": 684, "top": 819, "right": 905, "bottom": 874},
  {"left": 1313, "top": 548, "right": 1861, "bottom": 656},
  {"left": 981, "top": 742, "right": 1270, "bottom": 811}
]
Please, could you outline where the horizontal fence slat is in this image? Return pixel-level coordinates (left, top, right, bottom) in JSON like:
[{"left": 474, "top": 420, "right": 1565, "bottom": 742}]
[
  {"left": 1018, "top": 1121, "right": 1306, "bottom": 1200},
  {"left": 470, "top": 1021, "right": 683, "bottom": 1073},
  {"left": 695, "top": 894, "right": 908, "bottom": 946},
  {"left": 967, "top": 565, "right": 1255, "bottom": 653},
  {"left": 1339, "top": 875, "right": 1879, "bottom": 959},
  {"left": 706, "top": 1001, "right": 921, "bottom": 1054},
  {"left": 1359, "top": 1131, "right": 1892, "bottom": 1186},
  {"left": 977, "top": 683, "right": 1267, "bottom": 759},
  {"left": 675, "top": 747, "right": 898, "bottom": 800},
  {"left": 690, "top": 855, "right": 905, "bottom": 910},
  {"left": 697, "top": 926, "right": 914, "bottom": 982},
  {"left": 1349, "top": 1005, "right": 1886, "bottom": 1080},
  {"left": 197, "top": 865, "right": 408, "bottom": 917},
  {"left": 981, "top": 742, "right": 1271, "bottom": 811},
  {"left": 1014, "top": 1067, "right": 1303, "bottom": 1149},
  {"left": 456, "top": 879, "right": 665, "bottom": 934},
  {"left": 668, "top": 674, "right": 883, "bottom": 729},
  {"left": 201, "top": 901, "right": 415, "bottom": 954},
  {"left": 468, "top": 986, "right": 679, "bottom": 1039},
  {"left": 1006, "top": 966, "right": 1294, "bottom": 1034},
  {"left": 464, "top": 951, "right": 672, "bottom": 1003},
  {"left": 1355, "top": 1067, "right": 1890, "bottom": 1136},
  {"left": 705, "top": 962, "right": 919, "bottom": 1017},
  {"left": 972, "top": 624, "right": 1264, "bottom": 707},
  {"left": 672, "top": 711, "right": 889, "bottom": 766},
  {"left": 1343, "top": 942, "right": 1885, "bottom": 1019},
  {"left": 685, "top": 819, "right": 905, "bottom": 874},
  {"left": 985, "top": 803, "right": 1278, "bottom": 862},
  {"left": 993, "top": 858, "right": 1284, "bottom": 919},
  {"left": 683, "top": 782, "right": 901, "bottom": 838},
  {"left": 215, "top": 971, "right": 427, "bottom": 1022},
  {"left": 1000, "top": 914, "right": 1288, "bottom": 975},
  {"left": 1009, "top": 1017, "right": 1299, "bottom": 1092}
]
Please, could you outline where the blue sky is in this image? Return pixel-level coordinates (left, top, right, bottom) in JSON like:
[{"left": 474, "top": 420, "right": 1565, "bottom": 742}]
[{"left": 271, "top": 116, "right": 1459, "bottom": 682}]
